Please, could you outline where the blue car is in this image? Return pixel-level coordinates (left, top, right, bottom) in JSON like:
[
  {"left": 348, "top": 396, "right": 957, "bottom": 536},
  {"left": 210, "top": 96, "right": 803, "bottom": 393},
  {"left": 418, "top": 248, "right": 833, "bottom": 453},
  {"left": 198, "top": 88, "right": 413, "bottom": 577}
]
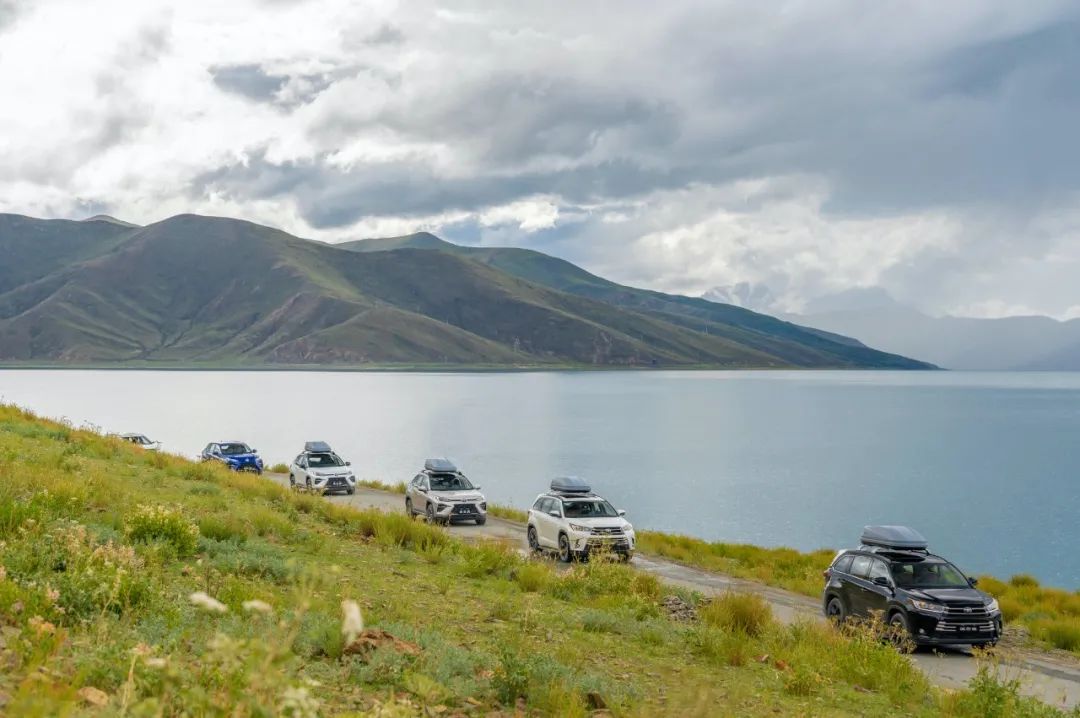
[{"left": 201, "top": 441, "right": 264, "bottom": 474}]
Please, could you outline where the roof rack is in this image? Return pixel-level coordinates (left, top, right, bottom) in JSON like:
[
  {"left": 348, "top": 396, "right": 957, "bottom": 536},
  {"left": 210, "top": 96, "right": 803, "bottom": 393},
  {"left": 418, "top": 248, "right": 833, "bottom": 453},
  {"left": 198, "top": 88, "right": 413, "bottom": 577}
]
[
  {"left": 424, "top": 458, "right": 458, "bottom": 474},
  {"left": 550, "top": 476, "right": 592, "bottom": 495},
  {"left": 860, "top": 525, "right": 928, "bottom": 552},
  {"left": 304, "top": 441, "right": 333, "bottom": 453}
]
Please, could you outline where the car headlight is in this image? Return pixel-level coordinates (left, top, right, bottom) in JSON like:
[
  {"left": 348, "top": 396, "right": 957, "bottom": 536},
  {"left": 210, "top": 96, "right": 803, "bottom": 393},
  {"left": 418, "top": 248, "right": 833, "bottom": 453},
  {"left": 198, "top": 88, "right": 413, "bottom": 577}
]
[
  {"left": 985, "top": 598, "right": 1000, "bottom": 615},
  {"left": 624, "top": 524, "right": 634, "bottom": 533},
  {"left": 438, "top": 503, "right": 450, "bottom": 511},
  {"left": 314, "top": 476, "right": 326, "bottom": 484},
  {"left": 911, "top": 599, "right": 946, "bottom": 614},
  {"left": 347, "top": 474, "right": 356, "bottom": 483},
  {"left": 480, "top": 502, "right": 487, "bottom": 510},
  {"left": 568, "top": 523, "right": 592, "bottom": 533}
]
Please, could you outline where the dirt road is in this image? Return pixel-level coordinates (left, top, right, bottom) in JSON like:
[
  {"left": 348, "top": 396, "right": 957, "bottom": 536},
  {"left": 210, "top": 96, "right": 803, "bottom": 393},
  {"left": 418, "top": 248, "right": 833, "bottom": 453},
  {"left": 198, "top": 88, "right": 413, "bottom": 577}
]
[{"left": 267, "top": 476, "right": 1080, "bottom": 710}]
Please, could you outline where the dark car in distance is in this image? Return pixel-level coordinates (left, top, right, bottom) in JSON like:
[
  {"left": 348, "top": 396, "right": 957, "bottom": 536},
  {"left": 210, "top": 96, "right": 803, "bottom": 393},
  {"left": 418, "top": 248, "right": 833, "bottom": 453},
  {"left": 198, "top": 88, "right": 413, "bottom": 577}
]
[{"left": 822, "top": 526, "right": 1002, "bottom": 649}]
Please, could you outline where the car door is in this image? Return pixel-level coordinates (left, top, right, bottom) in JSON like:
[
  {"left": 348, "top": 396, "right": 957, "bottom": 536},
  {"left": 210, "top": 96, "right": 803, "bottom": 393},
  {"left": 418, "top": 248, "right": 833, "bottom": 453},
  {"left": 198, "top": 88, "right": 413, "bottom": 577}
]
[
  {"left": 863, "top": 558, "right": 893, "bottom": 617},
  {"left": 846, "top": 554, "right": 874, "bottom": 616},
  {"left": 539, "top": 498, "right": 562, "bottom": 547},
  {"left": 407, "top": 475, "right": 423, "bottom": 511}
]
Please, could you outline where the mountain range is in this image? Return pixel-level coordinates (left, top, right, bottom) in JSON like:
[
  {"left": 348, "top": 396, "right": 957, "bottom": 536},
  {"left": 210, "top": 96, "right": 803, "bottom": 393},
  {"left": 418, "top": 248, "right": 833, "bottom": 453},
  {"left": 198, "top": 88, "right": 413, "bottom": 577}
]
[{"left": 0, "top": 213, "right": 929, "bottom": 369}]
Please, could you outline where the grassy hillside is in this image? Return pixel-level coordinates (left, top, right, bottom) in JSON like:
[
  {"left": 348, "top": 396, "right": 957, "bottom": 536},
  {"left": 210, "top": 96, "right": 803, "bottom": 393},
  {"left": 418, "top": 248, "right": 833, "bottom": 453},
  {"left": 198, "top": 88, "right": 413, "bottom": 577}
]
[
  {"left": 0, "top": 407, "right": 1067, "bottom": 716},
  {"left": 343, "top": 234, "right": 932, "bottom": 369},
  {"left": 0, "top": 214, "right": 931, "bottom": 368}
]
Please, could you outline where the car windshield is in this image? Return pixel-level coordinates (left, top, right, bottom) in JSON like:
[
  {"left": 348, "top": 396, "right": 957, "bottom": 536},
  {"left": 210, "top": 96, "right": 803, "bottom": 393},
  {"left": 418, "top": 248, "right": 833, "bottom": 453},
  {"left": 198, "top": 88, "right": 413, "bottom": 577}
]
[
  {"left": 562, "top": 499, "right": 618, "bottom": 518},
  {"left": 429, "top": 473, "right": 474, "bottom": 491},
  {"left": 219, "top": 443, "right": 252, "bottom": 456},
  {"left": 891, "top": 560, "right": 970, "bottom": 589},
  {"left": 307, "top": 453, "right": 344, "bottom": 468},
  {"left": 125, "top": 435, "right": 149, "bottom": 444}
]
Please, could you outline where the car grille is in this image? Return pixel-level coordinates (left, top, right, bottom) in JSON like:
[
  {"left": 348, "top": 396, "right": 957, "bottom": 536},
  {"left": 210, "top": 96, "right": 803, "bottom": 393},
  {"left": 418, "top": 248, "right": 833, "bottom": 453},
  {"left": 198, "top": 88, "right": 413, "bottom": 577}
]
[
  {"left": 591, "top": 526, "right": 625, "bottom": 536},
  {"left": 452, "top": 504, "right": 477, "bottom": 515},
  {"left": 935, "top": 602, "right": 995, "bottom": 634}
]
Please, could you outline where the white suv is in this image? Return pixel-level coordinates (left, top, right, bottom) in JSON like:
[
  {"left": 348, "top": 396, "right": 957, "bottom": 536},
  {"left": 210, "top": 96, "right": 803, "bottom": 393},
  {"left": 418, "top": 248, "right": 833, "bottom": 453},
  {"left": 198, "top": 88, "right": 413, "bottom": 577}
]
[
  {"left": 527, "top": 477, "right": 635, "bottom": 562},
  {"left": 405, "top": 458, "right": 488, "bottom": 525},
  {"left": 289, "top": 441, "right": 357, "bottom": 495}
]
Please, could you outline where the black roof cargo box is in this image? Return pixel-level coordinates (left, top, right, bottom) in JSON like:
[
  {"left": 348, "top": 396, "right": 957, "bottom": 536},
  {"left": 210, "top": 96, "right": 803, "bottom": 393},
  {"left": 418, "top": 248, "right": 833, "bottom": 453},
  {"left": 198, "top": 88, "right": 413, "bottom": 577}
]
[
  {"left": 304, "top": 441, "right": 332, "bottom": 453},
  {"left": 425, "top": 458, "right": 458, "bottom": 474},
  {"left": 551, "top": 476, "right": 591, "bottom": 494},
  {"left": 860, "top": 525, "right": 928, "bottom": 552}
]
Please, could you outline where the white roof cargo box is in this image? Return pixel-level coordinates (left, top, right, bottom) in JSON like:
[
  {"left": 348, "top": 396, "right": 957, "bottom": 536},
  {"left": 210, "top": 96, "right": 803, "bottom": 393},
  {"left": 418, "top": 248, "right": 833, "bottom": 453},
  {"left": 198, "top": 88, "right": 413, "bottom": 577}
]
[{"left": 860, "top": 525, "right": 928, "bottom": 552}]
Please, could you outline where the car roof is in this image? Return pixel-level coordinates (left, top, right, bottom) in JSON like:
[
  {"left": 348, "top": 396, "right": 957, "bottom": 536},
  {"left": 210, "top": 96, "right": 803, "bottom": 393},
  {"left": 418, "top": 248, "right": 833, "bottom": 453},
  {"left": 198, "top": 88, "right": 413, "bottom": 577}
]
[
  {"left": 839, "top": 547, "right": 945, "bottom": 563},
  {"left": 538, "top": 491, "right": 606, "bottom": 501}
]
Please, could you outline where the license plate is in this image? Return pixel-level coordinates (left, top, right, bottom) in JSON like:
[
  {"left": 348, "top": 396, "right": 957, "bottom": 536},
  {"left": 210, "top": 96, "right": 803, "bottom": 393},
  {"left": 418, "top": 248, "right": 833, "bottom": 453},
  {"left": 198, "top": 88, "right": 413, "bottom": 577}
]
[{"left": 958, "top": 626, "right": 978, "bottom": 632}]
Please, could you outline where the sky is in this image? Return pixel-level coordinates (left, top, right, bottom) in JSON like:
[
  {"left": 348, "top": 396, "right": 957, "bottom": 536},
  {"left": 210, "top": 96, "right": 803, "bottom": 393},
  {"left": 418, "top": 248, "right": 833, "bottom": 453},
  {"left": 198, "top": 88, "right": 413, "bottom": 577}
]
[{"left": 2, "top": 0, "right": 1080, "bottom": 319}]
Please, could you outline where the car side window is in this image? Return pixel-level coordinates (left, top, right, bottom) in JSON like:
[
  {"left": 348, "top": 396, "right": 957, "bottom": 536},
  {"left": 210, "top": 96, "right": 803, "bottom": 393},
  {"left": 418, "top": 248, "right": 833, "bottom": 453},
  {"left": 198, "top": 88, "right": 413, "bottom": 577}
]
[
  {"left": 868, "top": 559, "right": 891, "bottom": 583},
  {"left": 548, "top": 499, "right": 562, "bottom": 516},
  {"left": 850, "top": 555, "right": 872, "bottom": 579},
  {"left": 532, "top": 497, "right": 545, "bottom": 510},
  {"left": 833, "top": 554, "right": 854, "bottom": 574}
]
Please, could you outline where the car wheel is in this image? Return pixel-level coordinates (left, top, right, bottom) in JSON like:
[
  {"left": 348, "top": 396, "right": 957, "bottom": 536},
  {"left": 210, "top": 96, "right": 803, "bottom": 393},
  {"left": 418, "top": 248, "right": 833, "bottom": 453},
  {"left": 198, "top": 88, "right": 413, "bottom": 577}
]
[
  {"left": 527, "top": 526, "right": 541, "bottom": 553},
  {"left": 475, "top": 516, "right": 486, "bottom": 526},
  {"left": 825, "top": 595, "right": 847, "bottom": 624},
  {"left": 619, "top": 552, "right": 633, "bottom": 563},
  {"left": 426, "top": 503, "right": 437, "bottom": 524},
  {"left": 972, "top": 641, "right": 997, "bottom": 651},
  {"left": 888, "top": 611, "right": 914, "bottom": 653},
  {"left": 305, "top": 477, "right": 312, "bottom": 493},
  {"left": 558, "top": 533, "right": 573, "bottom": 563},
  {"left": 347, "top": 487, "right": 355, "bottom": 495},
  {"left": 289, "top": 474, "right": 296, "bottom": 488},
  {"left": 405, "top": 498, "right": 415, "bottom": 519}
]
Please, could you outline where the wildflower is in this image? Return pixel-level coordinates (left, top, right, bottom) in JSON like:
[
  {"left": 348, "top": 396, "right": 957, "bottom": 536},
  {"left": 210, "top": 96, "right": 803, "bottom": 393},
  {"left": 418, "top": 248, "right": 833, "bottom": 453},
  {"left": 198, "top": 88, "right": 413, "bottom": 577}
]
[
  {"left": 144, "top": 657, "right": 167, "bottom": 669},
  {"left": 280, "top": 685, "right": 321, "bottom": 718},
  {"left": 242, "top": 599, "right": 273, "bottom": 614},
  {"left": 45, "top": 587, "right": 60, "bottom": 603},
  {"left": 189, "top": 591, "right": 228, "bottom": 613},
  {"left": 28, "top": 616, "right": 56, "bottom": 636},
  {"left": 341, "top": 599, "right": 364, "bottom": 644}
]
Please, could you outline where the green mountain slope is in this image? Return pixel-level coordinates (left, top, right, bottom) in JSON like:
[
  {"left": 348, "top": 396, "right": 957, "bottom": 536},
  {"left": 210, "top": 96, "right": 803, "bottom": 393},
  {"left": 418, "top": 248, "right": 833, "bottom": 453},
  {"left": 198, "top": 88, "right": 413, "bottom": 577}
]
[
  {"left": 0, "top": 214, "right": 931, "bottom": 368},
  {"left": 343, "top": 234, "right": 932, "bottom": 369}
]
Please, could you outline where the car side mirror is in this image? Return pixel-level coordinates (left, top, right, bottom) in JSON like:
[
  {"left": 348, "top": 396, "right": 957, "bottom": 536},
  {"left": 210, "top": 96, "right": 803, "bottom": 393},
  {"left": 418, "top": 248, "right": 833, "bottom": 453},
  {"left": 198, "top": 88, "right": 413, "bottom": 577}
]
[
  {"left": 346, "top": 461, "right": 352, "bottom": 466},
  {"left": 548, "top": 510, "right": 560, "bottom": 518},
  {"left": 968, "top": 577, "right": 979, "bottom": 587},
  {"left": 617, "top": 509, "right": 627, "bottom": 517},
  {"left": 473, "top": 485, "right": 481, "bottom": 490},
  {"left": 872, "top": 576, "right": 891, "bottom": 588}
]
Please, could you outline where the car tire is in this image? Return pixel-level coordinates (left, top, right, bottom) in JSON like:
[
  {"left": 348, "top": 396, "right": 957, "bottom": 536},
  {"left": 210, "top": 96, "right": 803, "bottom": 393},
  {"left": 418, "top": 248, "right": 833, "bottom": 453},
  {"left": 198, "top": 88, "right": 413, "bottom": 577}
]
[
  {"left": 888, "top": 611, "right": 914, "bottom": 652},
  {"left": 475, "top": 516, "right": 486, "bottom": 526},
  {"left": 619, "top": 552, "right": 633, "bottom": 563},
  {"left": 289, "top": 474, "right": 296, "bottom": 488},
  {"left": 973, "top": 641, "right": 997, "bottom": 651},
  {"left": 305, "top": 477, "right": 312, "bottom": 493},
  {"left": 825, "top": 595, "right": 847, "bottom": 624},
  {"left": 347, "top": 487, "right": 355, "bottom": 495},
  {"left": 426, "top": 503, "right": 436, "bottom": 524},
  {"left": 558, "top": 533, "right": 573, "bottom": 563},
  {"left": 405, "top": 498, "right": 415, "bottom": 519},
  {"left": 527, "top": 526, "right": 541, "bottom": 553}
]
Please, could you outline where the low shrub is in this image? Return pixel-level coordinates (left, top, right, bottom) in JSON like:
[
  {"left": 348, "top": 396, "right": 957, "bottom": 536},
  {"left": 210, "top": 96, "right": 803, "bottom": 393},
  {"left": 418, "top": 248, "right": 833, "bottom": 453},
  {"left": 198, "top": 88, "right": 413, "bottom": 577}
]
[
  {"left": 198, "top": 514, "right": 249, "bottom": 543},
  {"left": 125, "top": 504, "right": 200, "bottom": 557},
  {"left": 699, "top": 592, "right": 773, "bottom": 637},
  {"left": 514, "top": 562, "right": 553, "bottom": 593}
]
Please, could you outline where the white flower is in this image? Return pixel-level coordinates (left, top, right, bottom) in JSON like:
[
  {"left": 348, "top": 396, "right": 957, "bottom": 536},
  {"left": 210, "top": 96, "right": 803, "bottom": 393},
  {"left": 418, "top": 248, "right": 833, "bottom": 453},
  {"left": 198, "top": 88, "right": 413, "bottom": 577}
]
[
  {"left": 242, "top": 599, "right": 273, "bottom": 614},
  {"left": 189, "top": 591, "right": 228, "bottom": 613},
  {"left": 340, "top": 600, "right": 364, "bottom": 644},
  {"left": 281, "top": 686, "right": 321, "bottom": 718}
]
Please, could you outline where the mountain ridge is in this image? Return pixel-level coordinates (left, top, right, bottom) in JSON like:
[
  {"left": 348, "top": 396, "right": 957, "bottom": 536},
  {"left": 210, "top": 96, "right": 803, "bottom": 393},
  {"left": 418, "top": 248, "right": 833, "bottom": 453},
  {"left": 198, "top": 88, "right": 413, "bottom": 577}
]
[{"left": 0, "top": 214, "right": 932, "bottom": 369}]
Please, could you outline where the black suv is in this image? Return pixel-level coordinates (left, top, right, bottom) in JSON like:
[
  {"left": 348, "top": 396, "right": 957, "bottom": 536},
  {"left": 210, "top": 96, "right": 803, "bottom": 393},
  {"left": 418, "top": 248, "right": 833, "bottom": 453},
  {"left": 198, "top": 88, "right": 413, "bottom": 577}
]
[{"left": 822, "top": 526, "right": 1002, "bottom": 649}]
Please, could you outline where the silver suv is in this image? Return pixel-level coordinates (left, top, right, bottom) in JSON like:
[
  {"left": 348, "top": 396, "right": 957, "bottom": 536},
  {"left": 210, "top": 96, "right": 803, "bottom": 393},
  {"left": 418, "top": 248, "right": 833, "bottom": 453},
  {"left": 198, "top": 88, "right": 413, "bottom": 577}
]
[
  {"left": 405, "top": 458, "right": 488, "bottom": 525},
  {"left": 527, "top": 477, "right": 635, "bottom": 562}
]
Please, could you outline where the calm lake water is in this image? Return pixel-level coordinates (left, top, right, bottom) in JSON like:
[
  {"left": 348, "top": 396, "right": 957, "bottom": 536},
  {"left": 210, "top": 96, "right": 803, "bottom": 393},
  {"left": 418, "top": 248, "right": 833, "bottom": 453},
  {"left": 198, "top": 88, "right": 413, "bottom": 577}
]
[{"left": 2, "top": 369, "right": 1079, "bottom": 588}]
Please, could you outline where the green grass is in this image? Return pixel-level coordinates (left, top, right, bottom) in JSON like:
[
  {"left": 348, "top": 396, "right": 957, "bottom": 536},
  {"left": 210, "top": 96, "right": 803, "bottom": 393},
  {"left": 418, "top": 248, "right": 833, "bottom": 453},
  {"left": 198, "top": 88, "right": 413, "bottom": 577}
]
[{"left": 0, "top": 404, "right": 1073, "bottom": 716}]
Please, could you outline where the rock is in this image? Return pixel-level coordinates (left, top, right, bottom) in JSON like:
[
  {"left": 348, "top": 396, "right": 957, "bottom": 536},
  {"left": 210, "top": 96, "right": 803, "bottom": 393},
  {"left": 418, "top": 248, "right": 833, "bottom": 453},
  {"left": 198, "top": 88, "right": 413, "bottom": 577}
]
[
  {"left": 77, "top": 686, "right": 109, "bottom": 706},
  {"left": 660, "top": 595, "right": 698, "bottom": 621},
  {"left": 342, "top": 628, "right": 420, "bottom": 661}
]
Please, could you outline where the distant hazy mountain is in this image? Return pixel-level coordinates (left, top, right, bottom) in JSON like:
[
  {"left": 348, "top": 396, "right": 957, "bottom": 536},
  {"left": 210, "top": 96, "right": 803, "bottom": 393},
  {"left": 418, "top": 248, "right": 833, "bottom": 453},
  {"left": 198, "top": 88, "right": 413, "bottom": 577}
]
[
  {"left": 700, "top": 282, "right": 781, "bottom": 313},
  {"left": 790, "top": 290, "right": 1080, "bottom": 370},
  {"left": 0, "top": 214, "right": 930, "bottom": 368}
]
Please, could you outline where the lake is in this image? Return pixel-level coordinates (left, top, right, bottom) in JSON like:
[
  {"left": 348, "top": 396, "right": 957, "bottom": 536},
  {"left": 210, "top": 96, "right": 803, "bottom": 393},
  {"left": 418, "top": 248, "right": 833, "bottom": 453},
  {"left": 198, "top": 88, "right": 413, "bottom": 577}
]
[{"left": 2, "top": 369, "right": 1079, "bottom": 588}]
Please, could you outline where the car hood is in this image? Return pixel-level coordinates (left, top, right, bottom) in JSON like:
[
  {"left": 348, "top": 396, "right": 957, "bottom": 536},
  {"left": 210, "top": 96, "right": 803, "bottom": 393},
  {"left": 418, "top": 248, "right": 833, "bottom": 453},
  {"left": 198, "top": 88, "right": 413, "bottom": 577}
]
[
  {"left": 906, "top": 587, "right": 987, "bottom": 604},
  {"left": 223, "top": 453, "right": 259, "bottom": 462},
  {"left": 311, "top": 468, "right": 350, "bottom": 476},
  {"left": 430, "top": 489, "right": 485, "bottom": 502},
  {"left": 564, "top": 516, "right": 631, "bottom": 530}
]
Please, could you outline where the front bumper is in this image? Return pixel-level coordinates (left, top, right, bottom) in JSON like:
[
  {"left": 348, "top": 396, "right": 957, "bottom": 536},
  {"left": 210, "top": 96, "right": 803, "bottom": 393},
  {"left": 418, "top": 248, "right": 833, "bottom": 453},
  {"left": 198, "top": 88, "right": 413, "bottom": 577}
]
[
  {"left": 908, "top": 611, "right": 1003, "bottom": 646},
  {"left": 570, "top": 532, "right": 635, "bottom": 555},
  {"left": 314, "top": 476, "right": 356, "bottom": 493},
  {"left": 435, "top": 502, "right": 487, "bottom": 522}
]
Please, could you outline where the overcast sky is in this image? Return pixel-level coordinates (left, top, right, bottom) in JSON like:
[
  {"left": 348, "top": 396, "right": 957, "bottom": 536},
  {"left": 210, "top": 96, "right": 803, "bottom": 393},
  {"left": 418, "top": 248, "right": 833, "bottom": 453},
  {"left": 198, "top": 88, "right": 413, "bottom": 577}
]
[{"left": 2, "top": 1, "right": 1079, "bottom": 318}]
